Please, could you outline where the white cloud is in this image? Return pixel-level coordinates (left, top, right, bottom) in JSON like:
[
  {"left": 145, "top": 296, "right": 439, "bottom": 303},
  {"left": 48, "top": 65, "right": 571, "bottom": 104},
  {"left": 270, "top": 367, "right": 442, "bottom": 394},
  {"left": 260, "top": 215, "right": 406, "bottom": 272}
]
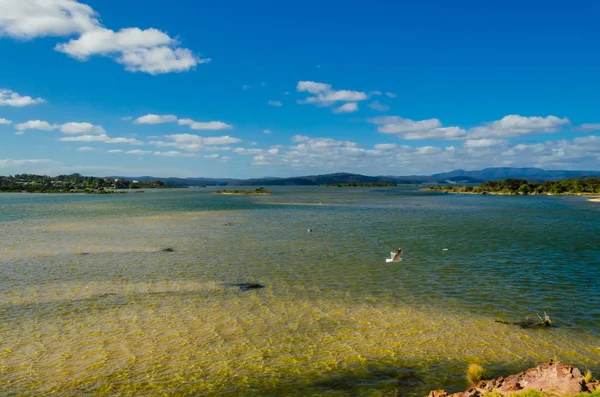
[
  {"left": 105, "top": 137, "right": 142, "bottom": 145},
  {"left": 0, "top": 158, "right": 58, "bottom": 167},
  {"left": 153, "top": 151, "right": 195, "bottom": 158},
  {"left": 0, "top": 0, "right": 99, "bottom": 38},
  {"left": 204, "top": 154, "right": 219, "bottom": 159},
  {"left": 263, "top": 129, "right": 272, "bottom": 134},
  {"left": 385, "top": 92, "right": 397, "bottom": 98},
  {"left": 0, "top": 0, "right": 206, "bottom": 74},
  {"left": 126, "top": 150, "right": 152, "bottom": 155},
  {"left": 243, "top": 84, "right": 251, "bottom": 90},
  {"left": 134, "top": 114, "right": 177, "bottom": 124},
  {"left": 177, "top": 118, "right": 233, "bottom": 130},
  {"left": 0, "top": 118, "right": 11, "bottom": 125},
  {"left": 151, "top": 133, "right": 240, "bottom": 152},
  {"left": 464, "top": 139, "right": 505, "bottom": 148},
  {"left": 59, "top": 134, "right": 142, "bottom": 144},
  {"left": 108, "top": 149, "right": 123, "bottom": 153},
  {"left": 0, "top": 89, "right": 45, "bottom": 107},
  {"left": 574, "top": 123, "right": 600, "bottom": 132},
  {"left": 15, "top": 120, "right": 58, "bottom": 131},
  {"left": 60, "top": 122, "right": 105, "bottom": 134},
  {"left": 374, "top": 143, "right": 397, "bottom": 150},
  {"left": 232, "top": 147, "right": 264, "bottom": 155},
  {"left": 369, "top": 116, "right": 467, "bottom": 140},
  {"left": 470, "top": 115, "right": 570, "bottom": 138},
  {"left": 296, "top": 81, "right": 368, "bottom": 108},
  {"left": 369, "top": 101, "right": 389, "bottom": 112},
  {"left": 332, "top": 102, "right": 358, "bottom": 114},
  {"left": 59, "top": 134, "right": 108, "bottom": 142},
  {"left": 268, "top": 100, "right": 282, "bottom": 107},
  {"left": 297, "top": 81, "right": 330, "bottom": 94},
  {"left": 76, "top": 146, "right": 94, "bottom": 151}
]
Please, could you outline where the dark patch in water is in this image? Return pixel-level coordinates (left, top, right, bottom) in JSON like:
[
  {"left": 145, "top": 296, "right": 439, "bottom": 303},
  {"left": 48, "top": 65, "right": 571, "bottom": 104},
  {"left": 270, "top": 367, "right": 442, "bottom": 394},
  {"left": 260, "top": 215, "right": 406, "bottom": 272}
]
[
  {"left": 495, "top": 319, "right": 552, "bottom": 329},
  {"left": 225, "top": 283, "right": 265, "bottom": 291},
  {"left": 159, "top": 247, "right": 175, "bottom": 252}
]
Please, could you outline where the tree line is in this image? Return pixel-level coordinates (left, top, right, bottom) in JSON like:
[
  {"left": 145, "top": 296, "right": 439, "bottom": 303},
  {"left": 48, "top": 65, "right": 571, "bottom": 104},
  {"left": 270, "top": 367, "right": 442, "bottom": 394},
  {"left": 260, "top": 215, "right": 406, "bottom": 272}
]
[
  {"left": 427, "top": 178, "right": 600, "bottom": 195},
  {"left": 0, "top": 173, "right": 168, "bottom": 193}
]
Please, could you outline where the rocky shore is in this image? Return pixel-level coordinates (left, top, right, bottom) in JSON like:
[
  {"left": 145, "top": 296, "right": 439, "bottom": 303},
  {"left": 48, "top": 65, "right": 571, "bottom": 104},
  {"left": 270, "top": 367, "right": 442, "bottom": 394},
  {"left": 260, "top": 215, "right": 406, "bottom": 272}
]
[{"left": 427, "top": 361, "right": 599, "bottom": 397}]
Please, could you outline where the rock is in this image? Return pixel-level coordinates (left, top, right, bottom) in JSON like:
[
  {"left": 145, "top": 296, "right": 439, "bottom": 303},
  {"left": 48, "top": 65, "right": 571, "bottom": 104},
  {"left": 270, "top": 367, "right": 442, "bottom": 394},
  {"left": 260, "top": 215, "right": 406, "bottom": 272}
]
[
  {"left": 586, "top": 381, "right": 600, "bottom": 392},
  {"left": 159, "top": 248, "right": 175, "bottom": 252},
  {"left": 427, "top": 390, "right": 449, "bottom": 397},
  {"left": 428, "top": 361, "right": 595, "bottom": 397}
]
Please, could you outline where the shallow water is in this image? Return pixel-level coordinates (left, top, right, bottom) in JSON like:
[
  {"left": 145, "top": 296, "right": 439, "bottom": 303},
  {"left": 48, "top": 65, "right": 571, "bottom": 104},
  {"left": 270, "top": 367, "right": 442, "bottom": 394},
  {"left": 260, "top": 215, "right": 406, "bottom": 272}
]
[{"left": 0, "top": 187, "right": 599, "bottom": 396}]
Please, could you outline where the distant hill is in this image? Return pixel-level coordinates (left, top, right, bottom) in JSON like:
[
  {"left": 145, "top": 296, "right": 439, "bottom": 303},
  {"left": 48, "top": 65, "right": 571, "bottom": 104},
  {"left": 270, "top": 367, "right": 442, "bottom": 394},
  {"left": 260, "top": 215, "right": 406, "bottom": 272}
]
[{"left": 111, "top": 167, "right": 600, "bottom": 187}]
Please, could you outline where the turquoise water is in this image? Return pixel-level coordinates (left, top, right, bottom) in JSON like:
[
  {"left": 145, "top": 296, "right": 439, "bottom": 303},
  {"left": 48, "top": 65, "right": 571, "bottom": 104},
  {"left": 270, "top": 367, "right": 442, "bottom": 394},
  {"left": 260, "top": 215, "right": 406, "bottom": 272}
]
[{"left": 0, "top": 187, "right": 599, "bottom": 396}]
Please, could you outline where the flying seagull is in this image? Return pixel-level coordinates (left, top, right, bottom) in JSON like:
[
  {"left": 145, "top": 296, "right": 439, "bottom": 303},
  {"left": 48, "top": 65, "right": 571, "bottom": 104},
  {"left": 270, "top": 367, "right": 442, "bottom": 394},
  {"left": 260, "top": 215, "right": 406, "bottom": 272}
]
[{"left": 386, "top": 248, "right": 403, "bottom": 263}]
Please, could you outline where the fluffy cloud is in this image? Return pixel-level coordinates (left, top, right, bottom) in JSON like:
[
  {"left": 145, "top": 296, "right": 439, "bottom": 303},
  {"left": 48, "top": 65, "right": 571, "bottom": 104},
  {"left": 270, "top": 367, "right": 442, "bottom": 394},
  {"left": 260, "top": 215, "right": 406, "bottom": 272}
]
[
  {"left": 464, "top": 139, "right": 506, "bottom": 148},
  {"left": 134, "top": 114, "right": 178, "bottom": 124},
  {"left": 332, "top": 103, "right": 359, "bottom": 114},
  {"left": 60, "top": 122, "right": 105, "bottom": 134},
  {"left": 76, "top": 146, "right": 94, "bottom": 151},
  {"left": 296, "top": 81, "right": 368, "bottom": 111},
  {"left": 268, "top": 100, "right": 282, "bottom": 107},
  {"left": 0, "top": 0, "right": 206, "bottom": 74},
  {"left": 15, "top": 119, "right": 107, "bottom": 134},
  {"left": 385, "top": 92, "right": 397, "bottom": 98},
  {"left": 177, "top": 118, "right": 233, "bottom": 130},
  {"left": 0, "top": 118, "right": 11, "bottom": 125},
  {"left": 150, "top": 133, "right": 240, "bottom": 152},
  {"left": 369, "top": 116, "right": 467, "bottom": 140},
  {"left": 470, "top": 115, "right": 570, "bottom": 138},
  {"left": 0, "top": 89, "right": 45, "bottom": 107},
  {"left": 15, "top": 120, "right": 58, "bottom": 131},
  {"left": 248, "top": 133, "right": 600, "bottom": 174},
  {"left": 501, "top": 135, "right": 600, "bottom": 169}
]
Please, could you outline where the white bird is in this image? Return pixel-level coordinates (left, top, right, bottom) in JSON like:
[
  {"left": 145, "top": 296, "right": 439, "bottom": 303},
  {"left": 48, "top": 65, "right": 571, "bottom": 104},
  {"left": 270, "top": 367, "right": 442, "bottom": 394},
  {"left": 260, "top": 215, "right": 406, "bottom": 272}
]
[
  {"left": 442, "top": 248, "right": 448, "bottom": 251},
  {"left": 386, "top": 248, "right": 403, "bottom": 263}
]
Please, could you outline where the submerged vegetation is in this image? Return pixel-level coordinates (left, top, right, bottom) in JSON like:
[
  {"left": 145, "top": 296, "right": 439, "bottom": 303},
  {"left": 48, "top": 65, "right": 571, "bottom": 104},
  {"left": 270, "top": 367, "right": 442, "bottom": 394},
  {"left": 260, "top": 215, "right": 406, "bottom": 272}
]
[
  {"left": 466, "top": 364, "right": 485, "bottom": 385},
  {"left": 0, "top": 173, "right": 169, "bottom": 193},
  {"left": 426, "top": 178, "right": 600, "bottom": 195},
  {"left": 215, "top": 187, "right": 271, "bottom": 194}
]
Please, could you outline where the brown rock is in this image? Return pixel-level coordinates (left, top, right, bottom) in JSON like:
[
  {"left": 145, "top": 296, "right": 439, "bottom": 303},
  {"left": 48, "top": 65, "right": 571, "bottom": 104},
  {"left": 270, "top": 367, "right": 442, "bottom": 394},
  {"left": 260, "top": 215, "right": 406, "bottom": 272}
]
[
  {"left": 427, "top": 361, "right": 592, "bottom": 397},
  {"left": 426, "top": 390, "right": 449, "bottom": 397},
  {"left": 586, "top": 381, "right": 600, "bottom": 393}
]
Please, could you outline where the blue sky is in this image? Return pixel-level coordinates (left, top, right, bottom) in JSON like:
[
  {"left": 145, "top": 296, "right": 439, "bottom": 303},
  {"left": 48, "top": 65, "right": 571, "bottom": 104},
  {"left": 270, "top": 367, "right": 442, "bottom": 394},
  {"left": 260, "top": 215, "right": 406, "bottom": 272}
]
[{"left": 1, "top": 0, "right": 599, "bottom": 178}]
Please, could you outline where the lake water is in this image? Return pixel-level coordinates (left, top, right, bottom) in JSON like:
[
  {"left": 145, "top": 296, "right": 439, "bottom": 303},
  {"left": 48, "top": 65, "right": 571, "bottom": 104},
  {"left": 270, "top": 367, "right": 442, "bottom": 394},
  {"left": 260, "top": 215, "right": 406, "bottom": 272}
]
[{"left": 1, "top": 187, "right": 599, "bottom": 396}]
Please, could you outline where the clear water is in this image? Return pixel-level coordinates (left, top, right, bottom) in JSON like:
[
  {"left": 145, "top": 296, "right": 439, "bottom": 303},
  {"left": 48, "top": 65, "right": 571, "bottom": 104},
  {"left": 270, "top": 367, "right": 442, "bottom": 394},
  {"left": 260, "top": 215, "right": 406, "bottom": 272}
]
[{"left": 0, "top": 187, "right": 599, "bottom": 396}]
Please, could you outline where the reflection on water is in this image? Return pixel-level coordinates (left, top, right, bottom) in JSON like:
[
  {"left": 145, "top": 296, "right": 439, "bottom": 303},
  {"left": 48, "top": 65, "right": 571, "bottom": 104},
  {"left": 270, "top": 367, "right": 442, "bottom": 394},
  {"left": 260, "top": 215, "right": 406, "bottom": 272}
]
[{"left": 0, "top": 188, "right": 599, "bottom": 396}]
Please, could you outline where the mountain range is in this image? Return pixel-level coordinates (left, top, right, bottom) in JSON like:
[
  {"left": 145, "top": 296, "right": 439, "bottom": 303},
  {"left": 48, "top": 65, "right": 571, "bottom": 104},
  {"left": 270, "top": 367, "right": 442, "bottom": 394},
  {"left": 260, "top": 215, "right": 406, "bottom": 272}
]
[{"left": 119, "top": 167, "right": 600, "bottom": 187}]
